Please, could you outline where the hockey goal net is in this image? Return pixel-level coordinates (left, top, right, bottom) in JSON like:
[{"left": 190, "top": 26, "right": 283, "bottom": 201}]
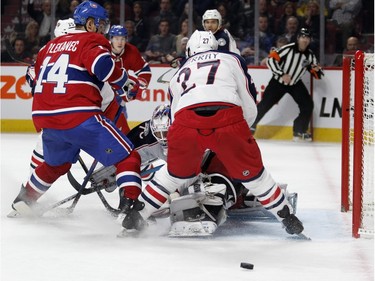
[{"left": 341, "top": 50, "right": 374, "bottom": 238}]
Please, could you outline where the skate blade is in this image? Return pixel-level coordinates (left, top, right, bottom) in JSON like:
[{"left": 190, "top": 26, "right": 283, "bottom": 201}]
[
  {"left": 7, "top": 202, "right": 38, "bottom": 218},
  {"left": 287, "top": 232, "right": 312, "bottom": 241},
  {"left": 7, "top": 210, "right": 23, "bottom": 218}
]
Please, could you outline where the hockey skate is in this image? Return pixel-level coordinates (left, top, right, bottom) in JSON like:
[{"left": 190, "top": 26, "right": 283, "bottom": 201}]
[
  {"left": 7, "top": 185, "right": 39, "bottom": 218},
  {"left": 277, "top": 205, "right": 304, "bottom": 235},
  {"left": 228, "top": 183, "right": 298, "bottom": 221},
  {"left": 293, "top": 132, "right": 312, "bottom": 142},
  {"left": 118, "top": 200, "right": 147, "bottom": 237}
]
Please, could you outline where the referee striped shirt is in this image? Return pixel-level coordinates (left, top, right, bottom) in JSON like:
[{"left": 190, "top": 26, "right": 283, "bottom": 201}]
[{"left": 266, "top": 42, "right": 319, "bottom": 85}]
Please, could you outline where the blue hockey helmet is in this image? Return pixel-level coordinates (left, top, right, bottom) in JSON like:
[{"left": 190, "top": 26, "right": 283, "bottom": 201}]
[
  {"left": 73, "top": 1, "right": 110, "bottom": 33},
  {"left": 109, "top": 25, "right": 128, "bottom": 38}
]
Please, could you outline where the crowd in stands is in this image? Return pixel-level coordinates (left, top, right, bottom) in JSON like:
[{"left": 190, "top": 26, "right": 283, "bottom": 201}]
[{"left": 1, "top": 0, "right": 374, "bottom": 65}]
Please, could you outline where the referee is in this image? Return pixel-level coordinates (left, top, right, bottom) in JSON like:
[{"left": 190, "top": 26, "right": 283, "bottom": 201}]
[{"left": 251, "top": 28, "right": 324, "bottom": 141}]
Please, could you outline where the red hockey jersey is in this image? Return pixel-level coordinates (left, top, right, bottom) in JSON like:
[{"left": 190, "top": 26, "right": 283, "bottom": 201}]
[
  {"left": 32, "top": 30, "right": 127, "bottom": 131},
  {"left": 113, "top": 42, "right": 151, "bottom": 87}
]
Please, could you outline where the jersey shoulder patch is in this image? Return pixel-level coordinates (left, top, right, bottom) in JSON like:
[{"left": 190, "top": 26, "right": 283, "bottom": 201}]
[{"left": 217, "top": 38, "right": 227, "bottom": 46}]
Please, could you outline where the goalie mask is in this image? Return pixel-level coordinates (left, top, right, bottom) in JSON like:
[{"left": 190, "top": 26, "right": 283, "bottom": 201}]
[
  {"left": 150, "top": 104, "right": 171, "bottom": 149},
  {"left": 54, "top": 18, "right": 75, "bottom": 37},
  {"left": 186, "top": 30, "right": 218, "bottom": 57}
]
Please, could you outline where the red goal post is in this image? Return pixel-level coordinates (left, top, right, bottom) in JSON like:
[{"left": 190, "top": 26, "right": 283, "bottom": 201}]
[{"left": 341, "top": 50, "right": 374, "bottom": 238}]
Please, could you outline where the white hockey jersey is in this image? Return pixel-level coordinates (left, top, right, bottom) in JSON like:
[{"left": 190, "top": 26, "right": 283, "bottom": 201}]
[{"left": 168, "top": 50, "right": 258, "bottom": 128}]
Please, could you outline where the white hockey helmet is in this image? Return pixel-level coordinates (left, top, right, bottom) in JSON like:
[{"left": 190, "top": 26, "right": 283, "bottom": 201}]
[
  {"left": 54, "top": 18, "right": 75, "bottom": 37},
  {"left": 186, "top": 30, "right": 218, "bottom": 57},
  {"left": 202, "top": 9, "right": 222, "bottom": 31},
  {"left": 150, "top": 104, "right": 171, "bottom": 148}
]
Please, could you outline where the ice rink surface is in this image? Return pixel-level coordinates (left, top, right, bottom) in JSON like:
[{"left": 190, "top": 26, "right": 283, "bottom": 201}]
[{"left": 1, "top": 133, "right": 373, "bottom": 281}]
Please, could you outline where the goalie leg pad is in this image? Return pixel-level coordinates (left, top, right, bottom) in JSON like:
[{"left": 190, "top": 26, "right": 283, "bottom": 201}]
[
  {"left": 169, "top": 193, "right": 206, "bottom": 223},
  {"left": 169, "top": 221, "right": 217, "bottom": 237}
]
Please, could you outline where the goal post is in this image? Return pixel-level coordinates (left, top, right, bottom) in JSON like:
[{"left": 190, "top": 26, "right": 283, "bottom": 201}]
[{"left": 341, "top": 50, "right": 374, "bottom": 238}]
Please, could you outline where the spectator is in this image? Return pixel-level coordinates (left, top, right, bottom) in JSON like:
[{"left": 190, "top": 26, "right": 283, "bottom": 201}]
[
  {"left": 55, "top": 0, "right": 70, "bottom": 19},
  {"left": 240, "top": 15, "right": 277, "bottom": 65},
  {"left": 24, "top": 20, "right": 40, "bottom": 53},
  {"left": 30, "top": 46, "right": 40, "bottom": 62},
  {"left": 131, "top": 1, "right": 151, "bottom": 44},
  {"left": 1, "top": 37, "right": 32, "bottom": 63},
  {"left": 259, "top": 0, "right": 276, "bottom": 33},
  {"left": 300, "top": 0, "right": 322, "bottom": 55},
  {"left": 260, "top": 35, "right": 288, "bottom": 65},
  {"left": 297, "top": 0, "right": 328, "bottom": 17},
  {"left": 328, "top": 0, "right": 362, "bottom": 52},
  {"left": 103, "top": 1, "right": 120, "bottom": 25},
  {"left": 175, "top": 19, "right": 192, "bottom": 55},
  {"left": 333, "top": 36, "right": 359, "bottom": 66},
  {"left": 275, "top": 1, "right": 298, "bottom": 35},
  {"left": 176, "top": 36, "right": 188, "bottom": 57},
  {"left": 238, "top": 0, "right": 255, "bottom": 39},
  {"left": 145, "top": 19, "right": 176, "bottom": 64},
  {"left": 62, "top": 0, "right": 80, "bottom": 20},
  {"left": 282, "top": 15, "right": 299, "bottom": 42},
  {"left": 173, "top": 0, "right": 216, "bottom": 18},
  {"left": 124, "top": 20, "right": 146, "bottom": 52},
  {"left": 27, "top": 0, "right": 52, "bottom": 45},
  {"left": 150, "top": 0, "right": 179, "bottom": 35},
  {"left": 177, "top": 1, "right": 202, "bottom": 31},
  {"left": 218, "top": 0, "right": 245, "bottom": 38}
]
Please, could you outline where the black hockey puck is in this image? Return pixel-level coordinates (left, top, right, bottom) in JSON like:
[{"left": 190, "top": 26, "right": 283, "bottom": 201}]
[{"left": 240, "top": 262, "right": 254, "bottom": 270}]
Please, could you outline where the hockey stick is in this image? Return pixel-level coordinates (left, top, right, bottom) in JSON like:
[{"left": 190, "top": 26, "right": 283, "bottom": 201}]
[
  {"left": 156, "top": 68, "right": 176, "bottom": 84},
  {"left": 49, "top": 163, "right": 165, "bottom": 215},
  {"left": 67, "top": 163, "right": 164, "bottom": 194},
  {"left": 4, "top": 39, "right": 32, "bottom": 65},
  {"left": 66, "top": 159, "right": 99, "bottom": 213}
]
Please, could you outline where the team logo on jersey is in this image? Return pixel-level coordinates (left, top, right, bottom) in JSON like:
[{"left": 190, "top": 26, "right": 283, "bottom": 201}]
[
  {"left": 242, "top": 170, "right": 250, "bottom": 176},
  {"left": 105, "top": 148, "right": 113, "bottom": 154},
  {"left": 217, "top": 38, "right": 226, "bottom": 46}
]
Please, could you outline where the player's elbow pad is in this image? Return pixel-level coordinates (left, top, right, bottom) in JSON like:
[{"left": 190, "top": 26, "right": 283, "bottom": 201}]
[{"left": 93, "top": 55, "right": 115, "bottom": 82}]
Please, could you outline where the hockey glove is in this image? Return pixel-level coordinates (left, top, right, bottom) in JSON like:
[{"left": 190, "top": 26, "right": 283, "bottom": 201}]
[
  {"left": 305, "top": 63, "right": 324, "bottom": 80},
  {"left": 26, "top": 65, "right": 36, "bottom": 95},
  {"left": 170, "top": 57, "right": 183, "bottom": 68},
  {"left": 117, "top": 75, "right": 141, "bottom": 102},
  {"left": 310, "top": 68, "right": 324, "bottom": 79}
]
